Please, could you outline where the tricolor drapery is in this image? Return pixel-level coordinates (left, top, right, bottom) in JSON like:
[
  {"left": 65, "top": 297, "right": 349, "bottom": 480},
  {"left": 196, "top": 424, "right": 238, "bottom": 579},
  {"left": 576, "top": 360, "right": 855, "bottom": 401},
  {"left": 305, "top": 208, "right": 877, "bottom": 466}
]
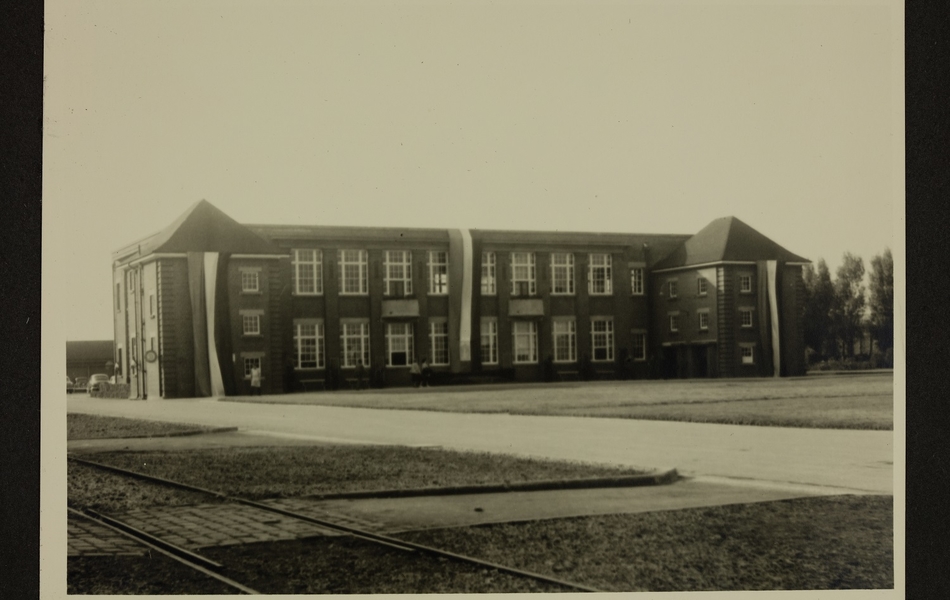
[{"left": 187, "top": 252, "right": 235, "bottom": 396}]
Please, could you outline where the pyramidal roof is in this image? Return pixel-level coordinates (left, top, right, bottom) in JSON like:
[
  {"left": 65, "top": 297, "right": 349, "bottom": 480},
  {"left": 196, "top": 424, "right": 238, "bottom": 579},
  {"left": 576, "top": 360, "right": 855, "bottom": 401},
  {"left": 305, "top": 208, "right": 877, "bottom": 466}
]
[
  {"left": 138, "top": 200, "right": 283, "bottom": 256},
  {"left": 652, "top": 216, "right": 809, "bottom": 270}
]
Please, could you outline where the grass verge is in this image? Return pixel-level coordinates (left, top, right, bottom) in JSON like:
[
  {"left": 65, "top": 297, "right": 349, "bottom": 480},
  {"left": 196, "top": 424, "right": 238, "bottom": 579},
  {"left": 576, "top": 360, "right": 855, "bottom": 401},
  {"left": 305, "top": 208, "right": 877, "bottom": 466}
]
[
  {"left": 68, "top": 462, "right": 220, "bottom": 513},
  {"left": 68, "top": 413, "right": 220, "bottom": 440},
  {"left": 68, "top": 554, "right": 238, "bottom": 595}
]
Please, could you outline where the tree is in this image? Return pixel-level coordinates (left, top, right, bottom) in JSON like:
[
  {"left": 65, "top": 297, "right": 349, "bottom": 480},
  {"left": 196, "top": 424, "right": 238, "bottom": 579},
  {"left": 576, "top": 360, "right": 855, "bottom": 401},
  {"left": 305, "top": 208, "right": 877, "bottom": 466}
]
[
  {"left": 868, "top": 248, "right": 894, "bottom": 354},
  {"left": 802, "top": 259, "right": 836, "bottom": 360},
  {"left": 833, "top": 252, "right": 866, "bottom": 358}
]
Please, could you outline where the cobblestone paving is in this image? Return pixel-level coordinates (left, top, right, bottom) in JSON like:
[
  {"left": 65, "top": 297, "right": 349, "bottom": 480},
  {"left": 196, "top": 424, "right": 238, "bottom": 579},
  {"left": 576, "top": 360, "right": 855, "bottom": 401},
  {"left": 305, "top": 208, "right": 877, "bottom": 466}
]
[
  {"left": 260, "top": 498, "right": 389, "bottom": 532},
  {"left": 69, "top": 513, "right": 147, "bottom": 557}
]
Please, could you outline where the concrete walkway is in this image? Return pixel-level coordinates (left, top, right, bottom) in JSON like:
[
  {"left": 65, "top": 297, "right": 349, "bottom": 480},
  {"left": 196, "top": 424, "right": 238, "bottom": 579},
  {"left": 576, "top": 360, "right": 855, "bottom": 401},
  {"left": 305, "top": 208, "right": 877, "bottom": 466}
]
[{"left": 66, "top": 394, "right": 894, "bottom": 494}]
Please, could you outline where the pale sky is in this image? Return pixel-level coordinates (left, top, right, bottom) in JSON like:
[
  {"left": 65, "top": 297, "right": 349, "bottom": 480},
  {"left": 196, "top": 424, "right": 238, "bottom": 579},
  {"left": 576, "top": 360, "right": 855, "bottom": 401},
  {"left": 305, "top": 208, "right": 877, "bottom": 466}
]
[{"left": 44, "top": 0, "right": 903, "bottom": 342}]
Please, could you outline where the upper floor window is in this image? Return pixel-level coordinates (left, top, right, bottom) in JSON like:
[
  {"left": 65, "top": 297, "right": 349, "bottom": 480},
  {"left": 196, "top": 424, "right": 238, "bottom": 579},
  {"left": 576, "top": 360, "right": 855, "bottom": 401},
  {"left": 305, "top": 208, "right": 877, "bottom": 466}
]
[
  {"left": 386, "top": 322, "right": 414, "bottom": 367},
  {"left": 668, "top": 280, "right": 678, "bottom": 299},
  {"left": 294, "top": 321, "right": 325, "bottom": 369},
  {"left": 512, "top": 321, "right": 538, "bottom": 364},
  {"left": 340, "top": 321, "right": 370, "bottom": 368},
  {"left": 481, "top": 252, "right": 496, "bottom": 295},
  {"left": 428, "top": 251, "right": 449, "bottom": 295},
  {"left": 630, "top": 268, "right": 644, "bottom": 295},
  {"left": 149, "top": 294, "right": 156, "bottom": 318},
  {"left": 740, "top": 308, "right": 754, "bottom": 328},
  {"left": 510, "top": 252, "right": 537, "bottom": 297},
  {"left": 697, "top": 277, "right": 708, "bottom": 296},
  {"left": 588, "top": 254, "right": 613, "bottom": 295},
  {"left": 739, "top": 274, "right": 753, "bottom": 293},
  {"left": 292, "top": 249, "right": 323, "bottom": 295},
  {"left": 241, "top": 270, "right": 260, "bottom": 293},
  {"left": 243, "top": 314, "right": 261, "bottom": 336},
  {"left": 115, "top": 283, "right": 122, "bottom": 312},
  {"left": 669, "top": 314, "right": 680, "bottom": 332},
  {"left": 338, "top": 250, "right": 368, "bottom": 295},
  {"left": 480, "top": 318, "right": 498, "bottom": 365},
  {"left": 384, "top": 250, "right": 413, "bottom": 297},
  {"left": 550, "top": 253, "right": 575, "bottom": 295},
  {"left": 552, "top": 319, "right": 577, "bottom": 363},
  {"left": 698, "top": 311, "right": 710, "bottom": 331},
  {"left": 429, "top": 320, "right": 449, "bottom": 365},
  {"left": 591, "top": 318, "right": 615, "bottom": 361}
]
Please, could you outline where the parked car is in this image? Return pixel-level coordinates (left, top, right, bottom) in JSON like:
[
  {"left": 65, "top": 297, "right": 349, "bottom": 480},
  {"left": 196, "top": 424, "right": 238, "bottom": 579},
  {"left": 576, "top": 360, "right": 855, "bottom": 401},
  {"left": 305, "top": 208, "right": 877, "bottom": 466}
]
[
  {"left": 72, "top": 377, "right": 88, "bottom": 393},
  {"left": 87, "top": 374, "right": 110, "bottom": 393}
]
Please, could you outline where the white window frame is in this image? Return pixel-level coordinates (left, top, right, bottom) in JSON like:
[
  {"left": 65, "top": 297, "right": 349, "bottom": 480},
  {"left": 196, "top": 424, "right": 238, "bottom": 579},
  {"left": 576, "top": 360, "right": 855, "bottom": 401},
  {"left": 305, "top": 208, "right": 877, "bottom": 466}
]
[
  {"left": 668, "top": 280, "right": 678, "bottom": 299},
  {"left": 242, "top": 314, "right": 261, "bottom": 336},
  {"left": 428, "top": 251, "right": 449, "bottom": 295},
  {"left": 512, "top": 320, "right": 538, "bottom": 364},
  {"left": 338, "top": 250, "right": 368, "bottom": 295},
  {"left": 292, "top": 249, "right": 323, "bottom": 295},
  {"left": 588, "top": 254, "right": 613, "bottom": 295},
  {"left": 590, "top": 318, "right": 615, "bottom": 362},
  {"left": 669, "top": 314, "right": 680, "bottom": 333},
  {"left": 510, "top": 252, "right": 537, "bottom": 297},
  {"left": 698, "top": 311, "right": 710, "bottom": 331},
  {"left": 241, "top": 270, "right": 260, "bottom": 293},
  {"left": 340, "top": 321, "right": 370, "bottom": 368},
  {"left": 739, "top": 274, "right": 753, "bottom": 294},
  {"left": 632, "top": 332, "right": 647, "bottom": 361},
  {"left": 550, "top": 253, "right": 575, "bottom": 295},
  {"left": 429, "top": 320, "right": 449, "bottom": 365},
  {"left": 480, "top": 318, "right": 498, "bottom": 365},
  {"left": 384, "top": 250, "right": 413, "bottom": 297},
  {"left": 740, "top": 344, "right": 755, "bottom": 364},
  {"left": 630, "top": 268, "right": 644, "bottom": 296},
  {"left": 697, "top": 277, "right": 708, "bottom": 296},
  {"left": 294, "top": 321, "right": 325, "bottom": 369},
  {"left": 740, "top": 308, "right": 754, "bottom": 328},
  {"left": 385, "top": 322, "right": 414, "bottom": 367},
  {"left": 243, "top": 356, "right": 262, "bottom": 379},
  {"left": 481, "top": 252, "right": 496, "bottom": 295},
  {"left": 149, "top": 294, "right": 155, "bottom": 318},
  {"left": 552, "top": 319, "right": 577, "bottom": 363}
]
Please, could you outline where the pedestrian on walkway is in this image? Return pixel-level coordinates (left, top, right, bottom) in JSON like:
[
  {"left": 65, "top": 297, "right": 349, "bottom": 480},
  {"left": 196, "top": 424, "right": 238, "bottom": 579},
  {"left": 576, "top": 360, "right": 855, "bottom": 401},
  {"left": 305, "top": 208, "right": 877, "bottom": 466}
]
[
  {"left": 250, "top": 365, "right": 262, "bottom": 396},
  {"left": 410, "top": 358, "right": 422, "bottom": 387}
]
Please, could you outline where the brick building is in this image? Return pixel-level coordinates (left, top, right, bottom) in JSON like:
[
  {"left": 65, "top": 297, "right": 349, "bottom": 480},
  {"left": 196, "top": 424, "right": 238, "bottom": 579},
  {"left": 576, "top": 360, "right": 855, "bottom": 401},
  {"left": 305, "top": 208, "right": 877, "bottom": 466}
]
[{"left": 112, "top": 201, "right": 809, "bottom": 399}]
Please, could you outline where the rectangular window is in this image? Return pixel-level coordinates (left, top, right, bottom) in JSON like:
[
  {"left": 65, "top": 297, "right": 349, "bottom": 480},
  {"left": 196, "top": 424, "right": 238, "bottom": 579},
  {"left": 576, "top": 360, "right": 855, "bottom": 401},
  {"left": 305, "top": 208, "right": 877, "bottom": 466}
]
[
  {"left": 429, "top": 320, "right": 449, "bottom": 365},
  {"left": 697, "top": 277, "right": 707, "bottom": 296},
  {"left": 630, "top": 268, "right": 644, "bottom": 295},
  {"left": 243, "top": 357, "right": 261, "bottom": 378},
  {"left": 292, "top": 249, "right": 323, "bottom": 295},
  {"left": 740, "top": 308, "right": 754, "bottom": 328},
  {"left": 243, "top": 314, "right": 261, "bottom": 336},
  {"left": 338, "top": 250, "right": 368, "bottom": 295},
  {"left": 481, "top": 252, "right": 496, "bottom": 295},
  {"left": 510, "top": 252, "right": 537, "bottom": 296},
  {"left": 242, "top": 270, "right": 260, "bottom": 293},
  {"left": 668, "top": 280, "right": 678, "bottom": 299},
  {"left": 480, "top": 318, "right": 498, "bottom": 365},
  {"left": 149, "top": 294, "right": 155, "bottom": 318},
  {"left": 386, "top": 322, "right": 414, "bottom": 367},
  {"left": 384, "top": 250, "right": 413, "bottom": 297},
  {"left": 340, "top": 321, "right": 370, "bottom": 368},
  {"left": 115, "top": 283, "right": 121, "bottom": 312},
  {"left": 669, "top": 314, "right": 679, "bottom": 332},
  {"left": 512, "top": 321, "right": 538, "bottom": 364},
  {"left": 740, "top": 345, "right": 755, "bottom": 364},
  {"left": 632, "top": 333, "right": 647, "bottom": 361},
  {"left": 588, "top": 254, "right": 613, "bottom": 295},
  {"left": 739, "top": 274, "right": 753, "bottom": 293},
  {"left": 552, "top": 319, "right": 577, "bottom": 363},
  {"left": 294, "top": 322, "right": 324, "bottom": 369},
  {"left": 428, "top": 251, "right": 449, "bottom": 295},
  {"left": 699, "top": 311, "right": 710, "bottom": 331},
  {"left": 550, "top": 253, "right": 575, "bottom": 295},
  {"left": 591, "top": 318, "right": 614, "bottom": 361}
]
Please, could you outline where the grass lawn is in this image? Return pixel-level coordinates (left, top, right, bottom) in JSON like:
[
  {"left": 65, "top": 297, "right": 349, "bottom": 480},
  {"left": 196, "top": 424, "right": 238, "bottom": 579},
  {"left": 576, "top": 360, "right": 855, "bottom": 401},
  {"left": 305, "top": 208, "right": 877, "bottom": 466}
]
[
  {"left": 224, "top": 373, "right": 894, "bottom": 429},
  {"left": 67, "top": 413, "right": 220, "bottom": 440}
]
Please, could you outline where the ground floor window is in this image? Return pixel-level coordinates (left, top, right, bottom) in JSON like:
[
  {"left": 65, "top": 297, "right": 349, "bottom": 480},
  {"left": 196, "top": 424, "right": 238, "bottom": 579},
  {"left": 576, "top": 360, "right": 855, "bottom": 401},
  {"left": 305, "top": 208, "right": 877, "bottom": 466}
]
[
  {"left": 294, "top": 322, "right": 324, "bottom": 369},
  {"left": 386, "top": 322, "right": 414, "bottom": 366},
  {"left": 341, "top": 321, "right": 370, "bottom": 368},
  {"left": 632, "top": 332, "right": 646, "bottom": 361},
  {"left": 552, "top": 319, "right": 576, "bottom": 363},
  {"left": 429, "top": 320, "right": 449, "bottom": 365},
  {"left": 512, "top": 321, "right": 538, "bottom": 364},
  {"left": 480, "top": 318, "right": 498, "bottom": 365},
  {"left": 591, "top": 318, "right": 614, "bottom": 361},
  {"left": 740, "top": 344, "right": 755, "bottom": 365},
  {"left": 243, "top": 356, "right": 262, "bottom": 378}
]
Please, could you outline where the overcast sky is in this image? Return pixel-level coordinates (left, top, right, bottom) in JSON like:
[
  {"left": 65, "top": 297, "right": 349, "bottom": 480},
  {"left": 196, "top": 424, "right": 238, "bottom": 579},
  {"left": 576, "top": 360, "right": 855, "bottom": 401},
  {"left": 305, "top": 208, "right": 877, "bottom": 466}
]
[{"left": 44, "top": 0, "right": 903, "bottom": 342}]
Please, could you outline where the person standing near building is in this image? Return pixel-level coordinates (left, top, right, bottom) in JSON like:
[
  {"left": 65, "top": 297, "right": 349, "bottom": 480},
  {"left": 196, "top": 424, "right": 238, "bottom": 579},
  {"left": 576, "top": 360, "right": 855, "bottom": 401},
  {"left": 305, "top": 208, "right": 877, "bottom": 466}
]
[
  {"left": 410, "top": 358, "right": 422, "bottom": 388},
  {"left": 421, "top": 357, "right": 432, "bottom": 387},
  {"left": 250, "top": 365, "right": 262, "bottom": 395}
]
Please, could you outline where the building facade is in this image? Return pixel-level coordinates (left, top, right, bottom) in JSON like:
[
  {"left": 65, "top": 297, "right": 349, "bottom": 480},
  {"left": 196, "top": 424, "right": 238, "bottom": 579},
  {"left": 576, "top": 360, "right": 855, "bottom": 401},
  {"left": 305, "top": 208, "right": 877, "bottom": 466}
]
[{"left": 112, "top": 201, "right": 809, "bottom": 399}]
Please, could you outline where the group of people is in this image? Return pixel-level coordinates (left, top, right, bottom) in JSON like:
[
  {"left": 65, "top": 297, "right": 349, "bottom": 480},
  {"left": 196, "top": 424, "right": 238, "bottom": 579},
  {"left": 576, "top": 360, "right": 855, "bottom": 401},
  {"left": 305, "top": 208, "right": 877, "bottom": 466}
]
[{"left": 410, "top": 357, "right": 432, "bottom": 388}]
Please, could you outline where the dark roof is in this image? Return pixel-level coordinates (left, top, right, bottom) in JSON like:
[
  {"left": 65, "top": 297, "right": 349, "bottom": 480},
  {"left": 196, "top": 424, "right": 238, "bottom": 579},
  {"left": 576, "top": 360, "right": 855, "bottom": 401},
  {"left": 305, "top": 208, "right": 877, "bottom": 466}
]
[
  {"left": 66, "top": 340, "right": 114, "bottom": 362},
  {"left": 652, "top": 216, "right": 809, "bottom": 270},
  {"left": 114, "top": 200, "right": 283, "bottom": 262}
]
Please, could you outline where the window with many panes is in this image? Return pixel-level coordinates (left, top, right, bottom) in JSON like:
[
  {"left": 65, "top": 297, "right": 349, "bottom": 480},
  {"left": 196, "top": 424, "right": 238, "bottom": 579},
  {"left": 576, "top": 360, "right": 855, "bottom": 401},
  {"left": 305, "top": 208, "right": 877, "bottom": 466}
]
[
  {"left": 243, "top": 314, "right": 261, "bottom": 336},
  {"left": 588, "top": 254, "right": 612, "bottom": 295},
  {"left": 512, "top": 321, "right": 538, "bottom": 363},
  {"left": 697, "top": 277, "right": 707, "bottom": 296},
  {"left": 699, "top": 311, "right": 710, "bottom": 330},
  {"left": 591, "top": 318, "right": 614, "bottom": 361},
  {"left": 740, "top": 344, "right": 755, "bottom": 364},
  {"left": 632, "top": 332, "right": 647, "bottom": 361},
  {"left": 668, "top": 280, "right": 678, "bottom": 299},
  {"left": 428, "top": 251, "right": 449, "bottom": 295},
  {"left": 294, "top": 322, "right": 325, "bottom": 369},
  {"left": 429, "top": 320, "right": 449, "bottom": 365},
  {"left": 552, "top": 319, "right": 577, "bottom": 363},
  {"left": 292, "top": 249, "right": 323, "bottom": 295},
  {"left": 510, "top": 252, "right": 537, "bottom": 296},
  {"left": 669, "top": 314, "right": 680, "bottom": 332},
  {"left": 243, "top": 356, "right": 261, "bottom": 378},
  {"left": 386, "top": 322, "right": 414, "bottom": 366},
  {"left": 338, "top": 250, "right": 368, "bottom": 295},
  {"left": 739, "top": 274, "right": 753, "bottom": 293},
  {"left": 550, "top": 253, "right": 575, "bottom": 295},
  {"left": 630, "top": 268, "right": 644, "bottom": 295},
  {"left": 340, "top": 321, "right": 370, "bottom": 367},
  {"left": 384, "top": 250, "right": 412, "bottom": 296},
  {"left": 241, "top": 270, "right": 260, "bottom": 293},
  {"left": 481, "top": 252, "right": 496, "bottom": 295},
  {"left": 480, "top": 318, "right": 498, "bottom": 365},
  {"left": 740, "top": 308, "right": 754, "bottom": 328}
]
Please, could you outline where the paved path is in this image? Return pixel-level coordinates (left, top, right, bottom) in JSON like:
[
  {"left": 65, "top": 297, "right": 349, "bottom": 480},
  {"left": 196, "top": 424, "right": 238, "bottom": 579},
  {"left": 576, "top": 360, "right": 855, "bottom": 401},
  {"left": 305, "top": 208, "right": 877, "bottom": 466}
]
[{"left": 66, "top": 395, "right": 893, "bottom": 494}]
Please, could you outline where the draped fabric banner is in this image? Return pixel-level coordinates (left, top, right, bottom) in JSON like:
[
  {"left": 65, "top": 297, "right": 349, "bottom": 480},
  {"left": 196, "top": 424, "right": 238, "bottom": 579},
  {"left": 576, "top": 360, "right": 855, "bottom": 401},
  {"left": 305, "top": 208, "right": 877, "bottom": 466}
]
[
  {"left": 214, "top": 253, "right": 235, "bottom": 396},
  {"left": 767, "top": 260, "right": 781, "bottom": 378},
  {"left": 203, "top": 252, "right": 227, "bottom": 397},
  {"left": 187, "top": 252, "right": 212, "bottom": 397},
  {"left": 458, "top": 229, "right": 473, "bottom": 362}
]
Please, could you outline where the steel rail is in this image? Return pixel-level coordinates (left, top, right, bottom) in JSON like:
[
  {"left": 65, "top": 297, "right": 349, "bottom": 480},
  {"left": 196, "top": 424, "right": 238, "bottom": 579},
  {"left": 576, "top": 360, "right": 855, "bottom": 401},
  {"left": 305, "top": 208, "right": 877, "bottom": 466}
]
[
  {"left": 68, "top": 507, "right": 260, "bottom": 595},
  {"left": 69, "top": 455, "right": 606, "bottom": 593}
]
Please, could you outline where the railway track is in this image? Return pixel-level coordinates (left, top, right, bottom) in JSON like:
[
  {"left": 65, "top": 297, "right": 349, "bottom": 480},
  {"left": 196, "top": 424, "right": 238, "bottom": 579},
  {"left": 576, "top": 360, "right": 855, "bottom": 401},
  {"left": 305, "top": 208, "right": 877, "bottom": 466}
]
[{"left": 69, "top": 455, "right": 606, "bottom": 594}]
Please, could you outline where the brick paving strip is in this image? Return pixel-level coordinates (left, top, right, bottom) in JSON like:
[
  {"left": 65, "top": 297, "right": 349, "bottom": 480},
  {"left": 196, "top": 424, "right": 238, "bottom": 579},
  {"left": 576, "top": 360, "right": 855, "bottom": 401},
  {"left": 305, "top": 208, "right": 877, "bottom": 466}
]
[{"left": 68, "top": 513, "right": 147, "bottom": 557}]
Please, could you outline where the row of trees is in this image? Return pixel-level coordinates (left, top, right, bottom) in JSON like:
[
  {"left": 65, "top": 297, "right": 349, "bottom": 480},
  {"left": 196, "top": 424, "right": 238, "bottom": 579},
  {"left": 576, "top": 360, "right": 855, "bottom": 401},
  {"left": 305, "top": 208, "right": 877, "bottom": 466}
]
[{"left": 801, "top": 248, "right": 894, "bottom": 366}]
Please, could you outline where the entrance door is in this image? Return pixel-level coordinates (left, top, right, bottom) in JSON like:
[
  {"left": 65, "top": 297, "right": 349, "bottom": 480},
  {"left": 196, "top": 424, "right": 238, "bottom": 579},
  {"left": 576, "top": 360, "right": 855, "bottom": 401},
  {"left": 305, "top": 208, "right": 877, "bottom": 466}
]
[
  {"left": 661, "top": 347, "right": 678, "bottom": 379},
  {"left": 692, "top": 345, "right": 709, "bottom": 378}
]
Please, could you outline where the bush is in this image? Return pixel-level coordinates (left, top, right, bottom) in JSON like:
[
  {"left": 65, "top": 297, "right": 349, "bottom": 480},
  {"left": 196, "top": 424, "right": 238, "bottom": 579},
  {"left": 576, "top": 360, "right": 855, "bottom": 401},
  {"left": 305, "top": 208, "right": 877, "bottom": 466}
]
[{"left": 89, "top": 382, "right": 131, "bottom": 399}]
